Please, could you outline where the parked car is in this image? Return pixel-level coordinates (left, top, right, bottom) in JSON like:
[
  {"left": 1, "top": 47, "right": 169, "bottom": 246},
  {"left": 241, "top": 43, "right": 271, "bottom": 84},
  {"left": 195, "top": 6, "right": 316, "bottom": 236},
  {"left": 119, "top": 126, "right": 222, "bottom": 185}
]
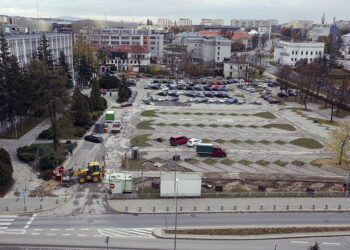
[
  {"left": 84, "top": 134, "right": 103, "bottom": 143},
  {"left": 187, "top": 138, "right": 202, "bottom": 147},
  {"left": 121, "top": 102, "right": 132, "bottom": 107},
  {"left": 170, "top": 135, "right": 189, "bottom": 146}
]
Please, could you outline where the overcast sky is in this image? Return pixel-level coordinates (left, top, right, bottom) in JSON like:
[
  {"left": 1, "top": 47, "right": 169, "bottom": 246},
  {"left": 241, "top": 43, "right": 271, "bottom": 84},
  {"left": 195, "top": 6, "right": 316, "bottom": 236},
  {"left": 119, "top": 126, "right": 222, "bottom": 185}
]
[{"left": 0, "top": 0, "right": 349, "bottom": 24}]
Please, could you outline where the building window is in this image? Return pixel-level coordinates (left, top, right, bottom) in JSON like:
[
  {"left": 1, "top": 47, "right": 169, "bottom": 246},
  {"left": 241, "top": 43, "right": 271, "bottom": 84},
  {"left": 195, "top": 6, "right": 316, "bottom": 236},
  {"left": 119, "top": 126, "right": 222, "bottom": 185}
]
[
  {"left": 217, "top": 57, "right": 219, "bottom": 60},
  {"left": 218, "top": 47, "right": 220, "bottom": 50},
  {"left": 295, "top": 51, "right": 298, "bottom": 55},
  {"left": 230, "top": 65, "right": 233, "bottom": 69},
  {"left": 217, "top": 52, "right": 220, "bottom": 55},
  {"left": 310, "top": 51, "right": 313, "bottom": 55},
  {"left": 306, "top": 51, "right": 308, "bottom": 55},
  {"left": 301, "top": 51, "right": 303, "bottom": 55},
  {"left": 292, "top": 51, "right": 294, "bottom": 55}
]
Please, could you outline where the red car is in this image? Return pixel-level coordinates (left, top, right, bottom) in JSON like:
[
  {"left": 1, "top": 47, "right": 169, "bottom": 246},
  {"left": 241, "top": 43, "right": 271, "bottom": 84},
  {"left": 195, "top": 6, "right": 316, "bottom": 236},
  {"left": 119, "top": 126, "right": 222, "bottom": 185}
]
[
  {"left": 170, "top": 135, "right": 189, "bottom": 146},
  {"left": 121, "top": 102, "right": 132, "bottom": 107}
]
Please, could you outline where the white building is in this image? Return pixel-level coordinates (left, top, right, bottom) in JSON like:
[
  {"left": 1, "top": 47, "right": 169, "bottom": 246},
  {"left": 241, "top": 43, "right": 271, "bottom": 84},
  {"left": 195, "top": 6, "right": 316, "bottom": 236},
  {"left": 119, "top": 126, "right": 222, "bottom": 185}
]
[
  {"left": 100, "top": 45, "right": 151, "bottom": 72},
  {"left": 231, "top": 19, "right": 278, "bottom": 28},
  {"left": 307, "top": 25, "right": 330, "bottom": 41},
  {"left": 178, "top": 18, "right": 192, "bottom": 27},
  {"left": 340, "top": 33, "right": 350, "bottom": 59},
  {"left": 187, "top": 37, "right": 231, "bottom": 64},
  {"left": 200, "top": 19, "right": 224, "bottom": 26},
  {"left": 74, "top": 27, "right": 164, "bottom": 59},
  {"left": 157, "top": 18, "right": 173, "bottom": 28},
  {"left": 274, "top": 41, "right": 325, "bottom": 66},
  {"left": 223, "top": 55, "right": 250, "bottom": 78},
  {"left": 258, "top": 26, "right": 269, "bottom": 34},
  {"left": 5, "top": 32, "right": 73, "bottom": 69},
  {"left": 174, "top": 32, "right": 200, "bottom": 46}
]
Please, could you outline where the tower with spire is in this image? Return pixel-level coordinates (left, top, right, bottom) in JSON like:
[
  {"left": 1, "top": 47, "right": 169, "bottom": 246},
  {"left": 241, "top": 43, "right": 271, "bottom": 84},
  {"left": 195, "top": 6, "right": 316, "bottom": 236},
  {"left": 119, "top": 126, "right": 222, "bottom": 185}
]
[{"left": 321, "top": 12, "right": 325, "bottom": 25}]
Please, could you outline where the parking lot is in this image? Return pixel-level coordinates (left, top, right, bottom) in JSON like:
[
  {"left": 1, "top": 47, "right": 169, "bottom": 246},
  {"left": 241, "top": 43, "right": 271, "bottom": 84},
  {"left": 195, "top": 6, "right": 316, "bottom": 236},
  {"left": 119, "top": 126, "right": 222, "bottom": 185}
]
[{"left": 127, "top": 77, "right": 347, "bottom": 177}]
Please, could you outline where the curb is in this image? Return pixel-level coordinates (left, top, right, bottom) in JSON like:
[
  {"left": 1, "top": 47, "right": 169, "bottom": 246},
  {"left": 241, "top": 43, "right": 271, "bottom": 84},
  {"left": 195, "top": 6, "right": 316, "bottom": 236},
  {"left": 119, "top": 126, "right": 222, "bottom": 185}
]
[
  {"left": 152, "top": 226, "right": 350, "bottom": 240},
  {"left": 0, "top": 186, "right": 75, "bottom": 215}
]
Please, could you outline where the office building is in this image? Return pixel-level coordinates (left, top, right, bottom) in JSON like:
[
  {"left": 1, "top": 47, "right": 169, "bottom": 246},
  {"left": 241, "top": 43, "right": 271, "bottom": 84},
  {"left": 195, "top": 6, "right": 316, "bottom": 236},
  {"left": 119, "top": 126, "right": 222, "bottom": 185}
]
[
  {"left": 231, "top": 19, "right": 278, "bottom": 28},
  {"left": 178, "top": 18, "right": 192, "bottom": 27},
  {"left": 157, "top": 18, "right": 173, "bottom": 28}
]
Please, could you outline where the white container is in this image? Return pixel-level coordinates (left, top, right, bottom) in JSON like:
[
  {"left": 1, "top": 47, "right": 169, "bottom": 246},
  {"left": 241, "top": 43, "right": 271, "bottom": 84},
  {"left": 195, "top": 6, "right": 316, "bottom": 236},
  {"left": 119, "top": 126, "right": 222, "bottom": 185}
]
[{"left": 160, "top": 173, "right": 201, "bottom": 197}]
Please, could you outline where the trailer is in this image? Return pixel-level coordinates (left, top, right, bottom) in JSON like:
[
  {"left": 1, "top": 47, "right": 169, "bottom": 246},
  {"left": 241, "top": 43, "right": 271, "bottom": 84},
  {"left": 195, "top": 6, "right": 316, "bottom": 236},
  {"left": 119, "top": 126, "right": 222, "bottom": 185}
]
[
  {"left": 105, "top": 111, "right": 115, "bottom": 122},
  {"left": 160, "top": 173, "right": 202, "bottom": 197}
]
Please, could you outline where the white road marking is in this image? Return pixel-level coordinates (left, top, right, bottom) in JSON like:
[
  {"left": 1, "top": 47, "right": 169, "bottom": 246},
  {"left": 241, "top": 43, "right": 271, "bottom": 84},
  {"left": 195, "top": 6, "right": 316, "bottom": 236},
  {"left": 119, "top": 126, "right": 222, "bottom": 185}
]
[
  {"left": 0, "top": 215, "right": 17, "bottom": 218},
  {"left": 50, "top": 229, "right": 59, "bottom": 231},
  {"left": 33, "top": 229, "right": 43, "bottom": 231},
  {"left": 65, "top": 228, "right": 74, "bottom": 231},
  {"left": 31, "top": 233, "right": 40, "bottom": 235},
  {"left": 62, "top": 234, "right": 71, "bottom": 236},
  {"left": 23, "top": 225, "right": 29, "bottom": 229},
  {"left": 0, "top": 219, "right": 15, "bottom": 222},
  {"left": 93, "top": 235, "right": 104, "bottom": 237},
  {"left": 26, "top": 221, "right": 33, "bottom": 225},
  {"left": 291, "top": 241, "right": 309, "bottom": 244},
  {"left": 47, "top": 233, "right": 56, "bottom": 236},
  {"left": 0, "top": 223, "right": 11, "bottom": 226},
  {"left": 80, "top": 228, "right": 89, "bottom": 231},
  {"left": 77, "top": 234, "right": 87, "bottom": 237},
  {"left": 322, "top": 242, "right": 341, "bottom": 245},
  {"left": 0, "top": 227, "right": 8, "bottom": 230}
]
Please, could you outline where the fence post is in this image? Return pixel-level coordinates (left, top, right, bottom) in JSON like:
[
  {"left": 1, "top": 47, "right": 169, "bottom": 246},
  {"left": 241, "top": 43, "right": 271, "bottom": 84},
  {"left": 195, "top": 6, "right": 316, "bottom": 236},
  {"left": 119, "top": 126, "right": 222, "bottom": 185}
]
[
  {"left": 312, "top": 205, "right": 315, "bottom": 210},
  {"left": 6, "top": 206, "right": 8, "bottom": 211},
  {"left": 338, "top": 205, "right": 342, "bottom": 210},
  {"left": 234, "top": 205, "right": 237, "bottom": 211},
  {"left": 325, "top": 205, "right": 328, "bottom": 210},
  {"left": 180, "top": 206, "right": 183, "bottom": 212},
  {"left": 166, "top": 206, "right": 169, "bottom": 212},
  {"left": 39, "top": 204, "right": 42, "bottom": 210},
  {"left": 207, "top": 206, "right": 210, "bottom": 211},
  {"left": 286, "top": 205, "right": 289, "bottom": 210},
  {"left": 194, "top": 206, "right": 197, "bottom": 211},
  {"left": 125, "top": 206, "right": 128, "bottom": 211},
  {"left": 260, "top": 205, "right": 263, "bottom": 210},
  {"left": 56, "top": 199, "right": 59, "bottom": 204},
  {"left": 299, "top": 205, "right": 302, "bottom": 210},
  {"left": 153, "top": 207, "right": 156, "bottom": 212},
  {"left": 273, "top": 205, "right": 276, "bottom": 211},
  {"left": 221, "top": 206, "right": 224, "bottom": 211},
  {"left": 247, "top": 205, "right": 250, "bottom": 211},
  {"left": 139, "top": 207, "right": 142, "bottom": 212}
]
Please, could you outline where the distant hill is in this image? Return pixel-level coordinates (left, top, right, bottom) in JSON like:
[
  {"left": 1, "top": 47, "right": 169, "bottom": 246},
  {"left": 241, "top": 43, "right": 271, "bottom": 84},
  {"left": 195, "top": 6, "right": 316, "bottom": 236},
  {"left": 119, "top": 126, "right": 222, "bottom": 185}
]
[{"left": 56, "top": 16, "right": 83, "bottom": 21}]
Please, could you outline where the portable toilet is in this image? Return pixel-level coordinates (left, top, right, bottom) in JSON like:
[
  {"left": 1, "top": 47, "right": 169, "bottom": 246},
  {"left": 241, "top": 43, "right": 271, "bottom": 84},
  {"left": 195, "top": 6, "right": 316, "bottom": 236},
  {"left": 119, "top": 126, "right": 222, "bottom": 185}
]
[
  {"left": 124, "top": 174, "right": 132, "bottom": 193},
  {"left": 94, "top": 120, "right": 105, "bottom": 133},
  {"left": 105, "top": 111, "right": 115, "bottom": 122},
  {"left": 108, "top": 173, "right": 124, "bottom": 194}
]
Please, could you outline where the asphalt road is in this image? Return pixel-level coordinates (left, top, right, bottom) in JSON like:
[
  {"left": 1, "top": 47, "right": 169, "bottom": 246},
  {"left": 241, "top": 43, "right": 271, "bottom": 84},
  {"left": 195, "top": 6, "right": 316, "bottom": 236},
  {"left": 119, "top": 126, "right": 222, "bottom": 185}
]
[{"left": 2, "top": 212, "right": 350, "bottom": 249}]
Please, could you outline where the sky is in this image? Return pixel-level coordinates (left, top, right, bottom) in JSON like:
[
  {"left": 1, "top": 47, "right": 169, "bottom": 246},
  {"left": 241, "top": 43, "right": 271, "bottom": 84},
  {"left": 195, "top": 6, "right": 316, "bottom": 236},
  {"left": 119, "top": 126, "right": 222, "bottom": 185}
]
[{"left": 0, "top": 0, "right": 349, "bottom": 25}]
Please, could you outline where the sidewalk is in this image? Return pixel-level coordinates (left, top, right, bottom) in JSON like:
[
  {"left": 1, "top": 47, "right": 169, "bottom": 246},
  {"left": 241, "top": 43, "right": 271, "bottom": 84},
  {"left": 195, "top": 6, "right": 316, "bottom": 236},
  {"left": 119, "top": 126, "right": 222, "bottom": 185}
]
[
  {"left": 0, "top": 186, "right": 74, "bottom": 214},
  {"left": 108, "top": 197, "right": 350, "bottom": 214}
]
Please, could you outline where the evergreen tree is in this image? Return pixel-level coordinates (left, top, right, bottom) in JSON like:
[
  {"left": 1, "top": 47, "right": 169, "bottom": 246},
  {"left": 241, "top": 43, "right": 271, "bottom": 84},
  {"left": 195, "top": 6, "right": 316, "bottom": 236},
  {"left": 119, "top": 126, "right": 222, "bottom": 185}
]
[
  {"left": 71, "top": 87, "right": 91, "bottom": 126},
  {"left": 37, "top": 34, "right": 53, "bottom": 66},
  {"left": 0, "top": 148, "right": 13, "bottom": 188},
  {"left": 58, "top": 51, "right": 74, "bottom": 89},
  {"left": 78, "top": 54, "right": 92, "bottom": 86},
  {"left": 89, "top": 80, "right": 104, "bottom": 111},
  {"left": 117, "top": 75, "right": 132, "bottom": 103},
  {"left": 0, "top": 31, "right": 22, "bottom": 137}
]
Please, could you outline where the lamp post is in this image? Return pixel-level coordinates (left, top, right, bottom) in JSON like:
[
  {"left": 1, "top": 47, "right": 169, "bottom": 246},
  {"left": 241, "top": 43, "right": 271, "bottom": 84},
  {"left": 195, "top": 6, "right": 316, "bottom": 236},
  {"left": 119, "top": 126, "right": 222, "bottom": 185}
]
[{"left": 174, "top": 172, "right": 179, "bottom": 250}]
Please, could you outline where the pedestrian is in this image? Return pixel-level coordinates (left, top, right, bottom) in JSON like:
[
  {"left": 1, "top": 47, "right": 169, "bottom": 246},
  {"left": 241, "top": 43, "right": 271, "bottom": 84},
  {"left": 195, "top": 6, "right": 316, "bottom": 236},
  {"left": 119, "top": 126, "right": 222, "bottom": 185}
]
[
  {"left": 68, "top": 148, "right": 73, "bottom": 156},
  {"left": 110, "top": 92, "right": 112, "bottom": 97}
]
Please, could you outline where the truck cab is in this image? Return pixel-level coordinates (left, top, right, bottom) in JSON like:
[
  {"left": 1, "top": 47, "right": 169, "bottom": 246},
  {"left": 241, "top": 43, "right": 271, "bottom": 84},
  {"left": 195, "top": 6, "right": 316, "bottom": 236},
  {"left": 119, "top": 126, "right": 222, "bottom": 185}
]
[{"left": 212, "top": 146, "right": 227, "bottom": 157}]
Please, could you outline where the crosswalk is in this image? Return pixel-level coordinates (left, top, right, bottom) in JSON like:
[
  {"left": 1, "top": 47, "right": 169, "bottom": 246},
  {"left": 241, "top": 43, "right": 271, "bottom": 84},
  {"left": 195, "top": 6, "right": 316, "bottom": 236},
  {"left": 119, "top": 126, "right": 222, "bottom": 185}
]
[
  {"left": 98, "top": 228, "right": 155, "bottom": 238},
  {"left": 0, "top": 215, "right": 17, "bottom": 231}
]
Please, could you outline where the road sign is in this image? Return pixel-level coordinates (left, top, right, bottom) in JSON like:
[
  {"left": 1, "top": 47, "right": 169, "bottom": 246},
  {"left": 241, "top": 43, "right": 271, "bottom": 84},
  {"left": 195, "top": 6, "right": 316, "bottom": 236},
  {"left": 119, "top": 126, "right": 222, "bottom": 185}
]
[{"left": 21, "top": 191, "right": 26, "bottom": 197}]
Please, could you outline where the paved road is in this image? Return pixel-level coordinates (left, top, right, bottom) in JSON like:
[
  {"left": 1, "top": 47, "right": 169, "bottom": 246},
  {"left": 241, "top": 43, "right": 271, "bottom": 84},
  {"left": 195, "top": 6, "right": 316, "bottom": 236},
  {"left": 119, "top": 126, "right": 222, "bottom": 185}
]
[{"left": 1, "top": 212, "right": 350, "bottom": 249}]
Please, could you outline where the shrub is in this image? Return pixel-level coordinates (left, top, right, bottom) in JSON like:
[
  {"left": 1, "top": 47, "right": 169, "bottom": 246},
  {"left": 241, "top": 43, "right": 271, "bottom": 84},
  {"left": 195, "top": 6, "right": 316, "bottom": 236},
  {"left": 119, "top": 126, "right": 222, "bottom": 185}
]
[
  {"left": 17, "top": 145, "right": 39, "bottom": 163},
  {"left": 74, "top": 127, "right": 86, "bottom": 137},
  {"left": 38, "top": 128, "right": 53, "bottom": 140},
  {"left": 39, "top": 169, "right": 53, "bottom": 181},
  {"left": 39, "top": 152, "right": 65, "bottom": 171}
]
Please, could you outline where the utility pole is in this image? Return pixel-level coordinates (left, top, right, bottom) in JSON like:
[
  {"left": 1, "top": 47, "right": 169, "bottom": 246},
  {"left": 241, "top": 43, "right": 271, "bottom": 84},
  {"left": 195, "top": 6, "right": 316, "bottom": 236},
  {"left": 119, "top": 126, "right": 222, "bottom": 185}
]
[{"left": 173, "top": 170, "right": 178, "bottom": 250}]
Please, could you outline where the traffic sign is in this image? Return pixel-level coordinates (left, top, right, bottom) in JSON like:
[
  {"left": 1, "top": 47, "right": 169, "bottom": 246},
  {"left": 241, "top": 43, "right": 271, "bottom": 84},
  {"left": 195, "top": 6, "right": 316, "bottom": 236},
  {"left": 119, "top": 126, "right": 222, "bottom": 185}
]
[{"left": 21, "top": 191, "right": 26, "bottom": 197}]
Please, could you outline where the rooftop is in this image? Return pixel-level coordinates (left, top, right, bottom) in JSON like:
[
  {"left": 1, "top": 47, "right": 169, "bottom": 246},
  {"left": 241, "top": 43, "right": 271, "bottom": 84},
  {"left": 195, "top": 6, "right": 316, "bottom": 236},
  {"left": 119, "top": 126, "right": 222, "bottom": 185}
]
[
  {"left": 224, "top": 55, "right": 248, "bottom": 64},
  {"left": 109, "top": 45, "right": 150, "bottom": 53},
  {"left": 230, "top": 31, "right": 251, "bottom": 41}
]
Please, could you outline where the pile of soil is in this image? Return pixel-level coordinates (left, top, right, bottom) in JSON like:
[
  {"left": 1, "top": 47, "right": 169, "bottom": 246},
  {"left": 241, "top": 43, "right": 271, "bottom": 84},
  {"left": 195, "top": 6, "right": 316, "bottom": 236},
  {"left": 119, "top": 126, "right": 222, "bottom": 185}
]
[{"left": 29, "top": 180, "right": 60, "bottom": 197}]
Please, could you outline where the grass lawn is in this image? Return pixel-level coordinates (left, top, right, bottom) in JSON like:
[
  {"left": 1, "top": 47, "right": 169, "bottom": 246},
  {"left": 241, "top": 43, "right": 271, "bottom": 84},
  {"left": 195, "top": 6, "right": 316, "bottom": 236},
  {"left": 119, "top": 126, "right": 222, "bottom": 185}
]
[
  {"left": 203, "top": 158, "right": 217, "bottom": 165},
  {"left": 194, "top": 112, "right": 204, "bottom": 115},
  {"left": 289, "top": 138, "right": 323, "bottom": 149},
  {"left": 239, "top": 159, "right": 253, "bottom": 165},
  {"left": 0, "top": 117, "right": 45, "bottom": 139},
  {"left": 209, "top": 124, "right": 219, "bottom": 127},
  {"left": 202, "top": 139, "right": 212, "bottom": 143},
  {"left": 183, "top": 123, "right": 193, "bottom": 127},
  {"left": 244, "top": 140, "right": 256, "bottom": 144},
  {"left": 128, "top": 159, "right": 145, "bottom": 170},
  {"left": 196, "top": 124, "right": 206, "bottom": 127},
  {"left": 248, "top": 125, "right": 258, "bottom": 128},
  {"left": 169, "top": 123, "right": 180, "bottom": 126},
  {"left": 262, "top": 124, "right": 296, "bottom": 131},
  {"left": 156, "top": 123, "right": 166, "bottom": 126},
  {"left": 130, "top": 134, "right": 152, "bottom": 147},
  {"left": 235, "top": 124, "right": 245, "bottom": 128},
  {"left": 221, "top": 159, "right": 235, "bottom": 165},
  {"left": 186, "top": 158, "right": 200, "bottom": 164},
  {"left": 274, "top": 140, "right": 287, "bottom": 145},
  {"left": 214, "top": 139, "right": 226, "bottom": 143},
  {"left": 234, "top": 94, "right": 245, "bottom": 98},
  {"left": 253, "top": 112, "right": 276, "bottom": 119},
  {"left": 259, "top": 140, "right": 271, "bottom": 144},
  {"left": 291, "top": 160, "right": 306, "bottom": 167},
  {"left": 222, "top": 124, "right": 232, "bottom": 128},
  {"left": 229, "top": 139, "right": 241, "bottom": 144},
  {"left": 255, "top": 160, "right": 270, "bottom": 166},
  {"left": 136, "top": 120, "right": 154, "bottom": 130},
  {"left": 140, "top": 110, "right": 158, "bottom": 117},
  {"left": 150, "top": 157, "right": 164, "bottom": 162},
  {"left": 274, "top": 160, "right": 289, "bottom": 167}
]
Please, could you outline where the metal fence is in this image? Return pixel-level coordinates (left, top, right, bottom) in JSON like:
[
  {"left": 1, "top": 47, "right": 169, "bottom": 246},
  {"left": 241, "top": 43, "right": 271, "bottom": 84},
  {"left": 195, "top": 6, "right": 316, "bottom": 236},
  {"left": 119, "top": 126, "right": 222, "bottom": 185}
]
[{"left": 108, "top": 191, "right": 346, "bottom": 200}]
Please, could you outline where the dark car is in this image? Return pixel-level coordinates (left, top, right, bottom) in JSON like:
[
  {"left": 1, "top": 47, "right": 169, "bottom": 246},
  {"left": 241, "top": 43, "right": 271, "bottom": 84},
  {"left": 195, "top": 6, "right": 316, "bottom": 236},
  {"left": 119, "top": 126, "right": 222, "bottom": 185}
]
[
  {"left": 84, "top": 134, "right": 103, "bottom": 143},
  {"left": 277, "top": 92, "right": 288, "bottom": 98}
]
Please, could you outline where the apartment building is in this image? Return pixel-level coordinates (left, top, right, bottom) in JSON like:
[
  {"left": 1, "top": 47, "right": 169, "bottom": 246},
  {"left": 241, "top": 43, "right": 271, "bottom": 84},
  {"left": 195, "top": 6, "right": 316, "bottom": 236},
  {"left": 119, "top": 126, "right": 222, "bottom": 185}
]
[
  {"left": 307, "top": 25, "right": 330, "bottom": 41},
  {"left": 223, "top": 55, "right": 250, "bottom": 78},
  {"left": 231, "top": 19, "right": 278, "bottom": 28},
  {"left": 288, "top": 20, "right": 314, "bottom": 29},
  {"left": 340, "top": 33, "right": 350, "bottom": 59},
  {"left": 74, "top": 27, "right": 164, "bottom": 59},
  {"left": 158, "top": 18, "right": 173, "bottom": 28},
  {"left": 178, "top": 18, "right": 192, "bottom": 27},
  {"left": 187, "top": 37, "right": 231, "bottom": 64},
  {"left": 174, "top": 32, "right": 200, "bottom": 46},
  {"left": 274, "top": 41, "right": 325, "bottom": 66}
]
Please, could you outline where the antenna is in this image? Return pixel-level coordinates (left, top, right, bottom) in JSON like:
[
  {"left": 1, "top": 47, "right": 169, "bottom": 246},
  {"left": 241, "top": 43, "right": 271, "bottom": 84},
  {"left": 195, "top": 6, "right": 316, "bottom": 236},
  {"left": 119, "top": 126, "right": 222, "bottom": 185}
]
[{"left": 36, "top": 0, "right": 39, "bottom": 32}]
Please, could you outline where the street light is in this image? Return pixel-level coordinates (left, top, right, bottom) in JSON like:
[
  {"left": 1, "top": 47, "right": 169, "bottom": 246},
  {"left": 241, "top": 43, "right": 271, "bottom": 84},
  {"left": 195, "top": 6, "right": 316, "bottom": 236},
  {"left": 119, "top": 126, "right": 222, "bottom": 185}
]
[{"left": 174, "top": 173, "right": 179, "bottom": 250}]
